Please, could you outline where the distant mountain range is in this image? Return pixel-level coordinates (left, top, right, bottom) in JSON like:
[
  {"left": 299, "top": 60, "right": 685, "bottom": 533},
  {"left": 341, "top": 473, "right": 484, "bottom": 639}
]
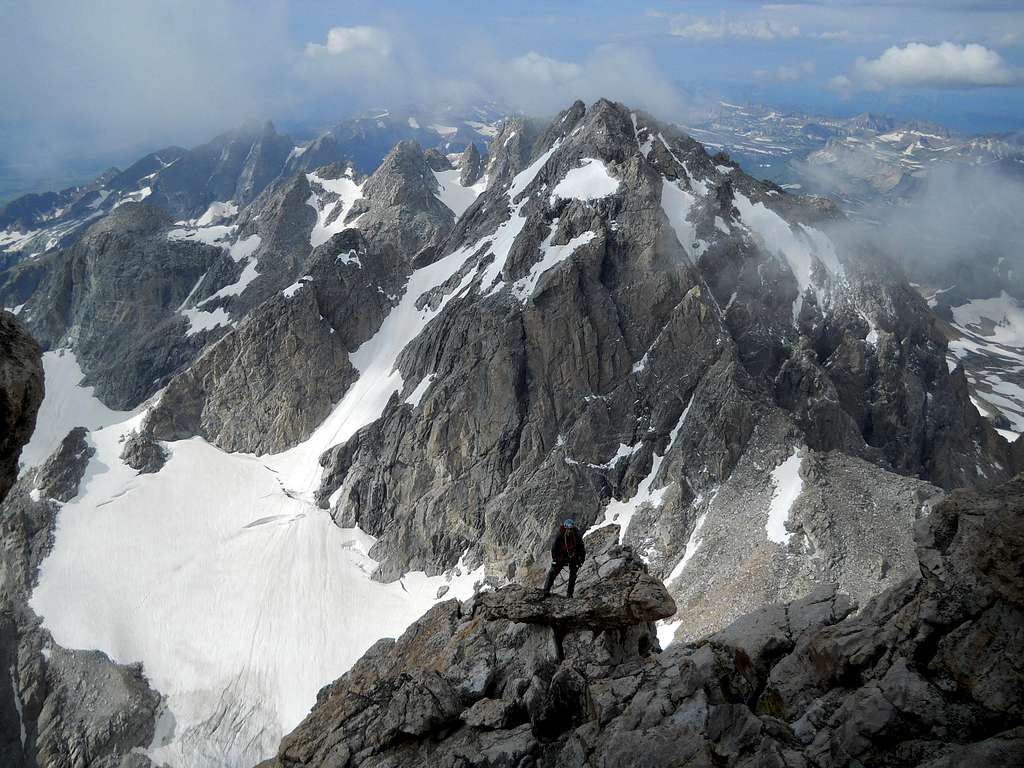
[{"left": 682, "top": 101, "right": 1024, "bottom": 206}]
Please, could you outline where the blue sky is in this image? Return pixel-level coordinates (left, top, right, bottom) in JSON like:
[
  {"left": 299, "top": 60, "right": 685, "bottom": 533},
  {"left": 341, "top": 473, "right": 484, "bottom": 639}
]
[{"left": 2, "top": 0, "right": 1023, "bottom": 195}]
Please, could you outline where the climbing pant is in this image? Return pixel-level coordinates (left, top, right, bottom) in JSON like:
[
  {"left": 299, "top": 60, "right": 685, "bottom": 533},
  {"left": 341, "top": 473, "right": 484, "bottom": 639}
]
[{"left": 543, "top": 560, "right": 580, "bottom": 597}]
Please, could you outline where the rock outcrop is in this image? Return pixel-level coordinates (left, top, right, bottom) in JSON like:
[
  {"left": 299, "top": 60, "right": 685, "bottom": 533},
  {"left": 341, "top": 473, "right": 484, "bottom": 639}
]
[
  {"left": 148, "top": 120, "right": 294, "bottom": 219},
  {"left": 459, "top": 142, "right": 483, "bottom": 186},
  {"left": 120, "top": 429, "right": 167, "bottom": 474},
  {"left": 0, "top": 311, "right": 43, "bottom": 503},
  {"left": 259, "top": 525, "right": 676, "bottom": 768},
  {"left": 263, "top": 476, "right": 1024, "bottom": 768}
]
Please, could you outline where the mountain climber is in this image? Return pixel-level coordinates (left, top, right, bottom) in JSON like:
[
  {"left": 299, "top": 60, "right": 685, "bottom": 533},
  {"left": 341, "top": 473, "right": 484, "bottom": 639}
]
[{"left": 542, "top": 518, "right": 586, "bottom": 598}]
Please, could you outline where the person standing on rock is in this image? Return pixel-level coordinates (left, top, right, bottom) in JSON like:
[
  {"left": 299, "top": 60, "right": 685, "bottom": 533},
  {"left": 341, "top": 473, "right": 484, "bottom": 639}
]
[{"left": 542, "top": 519, "right": 586, "bottom": 598}]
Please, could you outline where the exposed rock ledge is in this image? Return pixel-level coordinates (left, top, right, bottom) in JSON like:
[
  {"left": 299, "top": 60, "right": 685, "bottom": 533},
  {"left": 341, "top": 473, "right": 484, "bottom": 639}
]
[{"left": 261, "top": 476, "right": 1024, "bottom": 768}]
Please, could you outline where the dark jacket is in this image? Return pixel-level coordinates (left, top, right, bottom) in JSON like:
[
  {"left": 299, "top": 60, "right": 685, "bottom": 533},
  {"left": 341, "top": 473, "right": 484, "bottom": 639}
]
[{"left": 551, "top": 526, "right": 586, "bottom": 565}]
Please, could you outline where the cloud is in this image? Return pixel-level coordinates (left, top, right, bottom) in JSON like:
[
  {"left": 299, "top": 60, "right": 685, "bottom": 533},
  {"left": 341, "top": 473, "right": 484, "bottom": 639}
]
[
  {"left": 669, "top": 16, "right": 802, "bottom": 41},
  {"left": 852, "top": 42, "right": 1019, "bottom": 88},
  {"left": 755, "top": 61, "right": 817, "bottom": 82},
  {"left": 507, "top": 52, "right": 584, "bottom": 87},
  {"left": 305, "top": 26, "right": 392, "bottom": 58},
  {"left": 827, "top": 74, "right": 856, "bottom": 98},
  {"left": 468, "top": 45, "right": 693, "bottom": 121},
  {"left": 0, "top": 0, "right": 295, "bottom": 194},
  {"left": 819, "top": 30, "right": 853, "bottom": 42},
  {"left": 996, "top": 30, "right": 1022, "bottom": 47}
]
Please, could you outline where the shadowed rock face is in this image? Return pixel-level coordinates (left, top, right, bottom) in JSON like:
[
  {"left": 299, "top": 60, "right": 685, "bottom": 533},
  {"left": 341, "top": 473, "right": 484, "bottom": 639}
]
[
  {"left": 0, "top": 311, "right": 42, "bottom": 504},
  {"left": 262, "top": 476, "right": 1024, "bottom": 768}
]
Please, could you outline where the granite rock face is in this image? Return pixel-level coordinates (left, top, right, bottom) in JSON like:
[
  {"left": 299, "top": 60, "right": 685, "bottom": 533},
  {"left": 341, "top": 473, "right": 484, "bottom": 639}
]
[
  {"left": 16, "top": 202, "right": 224, "bottom": 408},
  {"left": 262, "top": 476, "right": 1024, "bottom": 768},
  {"left": 311, "top": 99, "right": 1001, "bottom": 643},
  {"left": 0, "top": 311, "right": 43, "bottom": 503},
  {"left": 143, "top": 140, "right": 454, "bottom": 454}
]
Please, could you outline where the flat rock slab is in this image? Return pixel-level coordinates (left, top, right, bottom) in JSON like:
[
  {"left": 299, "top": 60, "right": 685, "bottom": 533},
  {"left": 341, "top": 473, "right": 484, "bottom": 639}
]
[{"left": 472, "top": 573, "right": 677, "bottom": 630}]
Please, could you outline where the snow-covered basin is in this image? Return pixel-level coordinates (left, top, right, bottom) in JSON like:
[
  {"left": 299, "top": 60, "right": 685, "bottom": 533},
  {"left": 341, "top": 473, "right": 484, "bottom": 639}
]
[{"left": 31, "top": 416, "right": 482, "bottom": 763}]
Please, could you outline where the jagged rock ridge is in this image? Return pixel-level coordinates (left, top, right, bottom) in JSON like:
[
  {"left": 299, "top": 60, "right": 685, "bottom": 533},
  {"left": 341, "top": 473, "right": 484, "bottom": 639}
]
[
  {"left": 304, "top": 98, "right": 1010, "bottom": 638},
  {"left": 262, "top": 476, "right": 1024, "bottom": 768}
]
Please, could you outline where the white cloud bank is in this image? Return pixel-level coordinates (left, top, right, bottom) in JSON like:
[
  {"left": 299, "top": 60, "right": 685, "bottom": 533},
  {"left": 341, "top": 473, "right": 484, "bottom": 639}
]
[
  {"left": 848, "top": 42, "right": 1019, "bottom": 89},
  {"left": 670, "top": 16, "right": 802, "bottom": 41},
  {"left": 305, "top": 26, "right": 392, "bottom": 58}
]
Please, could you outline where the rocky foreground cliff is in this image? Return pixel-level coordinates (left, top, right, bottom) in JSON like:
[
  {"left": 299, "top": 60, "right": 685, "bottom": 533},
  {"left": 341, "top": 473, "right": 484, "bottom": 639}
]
[
  {"left": 261, "top": 476, "right": 1024, "bottom": 768},
  {"left": 0, "top": 311, "right": 43, "bottom": 502}
]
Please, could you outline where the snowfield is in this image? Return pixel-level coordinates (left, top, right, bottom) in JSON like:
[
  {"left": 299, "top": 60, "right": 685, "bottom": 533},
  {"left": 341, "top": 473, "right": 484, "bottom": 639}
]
[
  {"left": 550, "top": 158, "right": 619, "bottom": 203},
  {"left": 20, "top": 350, "right": 137, "bottom": 468},
  {"left": 432, "top": 169, "right": 487, "bottom": 217},
  {"left": 31, "top": 408, "right": 483, "bottom": 767}
]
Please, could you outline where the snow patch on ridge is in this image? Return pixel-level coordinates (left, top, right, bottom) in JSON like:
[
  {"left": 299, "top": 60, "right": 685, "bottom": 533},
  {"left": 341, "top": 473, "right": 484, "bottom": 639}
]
[
  {"left": 594, "top": 394, "right": 693, "bottom": 543},
  {"left": 196, "top": 201, "right": 238, "bottom": 227},
  {"left": 181, "top": 306, "right": 231, "bottom": 336},
  {"left": 733, "top": 192, "right": 843, "bottom": 323},
  {"left": 511, "top": 221, "right": 596, "bottom": 302},
  {"left": 307, "top": 172, "right": 364, "bottom": 248},
  {"left": 766, "top": 448, "right": 803, "bottom": 545},
  {"left": 433, "top": 169, "right": 487, "bottom": 217},
  {"left": 405, "top": 374, "right": 435, "bottom": 407},
  {"left": 550, "top": 158, "right": 619, "bottom": 203},
  {"left": 661, "top": 180, "right": 701, "bottom": 260}
]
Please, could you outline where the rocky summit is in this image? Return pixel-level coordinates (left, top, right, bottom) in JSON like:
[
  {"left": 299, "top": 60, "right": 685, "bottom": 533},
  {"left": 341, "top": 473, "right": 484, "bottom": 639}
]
[
  {"left": 261, "top": 476, "right": 1024, "bottom": 768},
  {"left": 0, "top": 93, "right": 1022, "bottom": 768}
]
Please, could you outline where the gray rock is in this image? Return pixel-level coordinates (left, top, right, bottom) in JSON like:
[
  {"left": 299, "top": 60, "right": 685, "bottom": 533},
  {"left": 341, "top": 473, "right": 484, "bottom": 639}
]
[
  {"left": 35, "top": 426, "right": 93, "bottom": 502},
  {"left": 459, "top": 142, "right": 483, "bottom": 186},
  {"left": 462, "top": 697, "right": 516, "bottom": 730},
  {"left": 0, "top": 311, "right": 42, "bottom": 503},
  {"left": 146, "top": 288, "right": 356, "bottom": 454},
  {"left": 472, "top": 571, "right": 676, "bottom": 630},
  {"left": 34, "top": 646, "right": 161, "bottom": 768},
  {"left": 18, "top": 203, "right": 223, "bottom": 408},
  {"left": 148, "top": 120, "right": 293, "bottom": 219},
  {"left": 119, "top": 430, "right": 167, "bottom": 474}
]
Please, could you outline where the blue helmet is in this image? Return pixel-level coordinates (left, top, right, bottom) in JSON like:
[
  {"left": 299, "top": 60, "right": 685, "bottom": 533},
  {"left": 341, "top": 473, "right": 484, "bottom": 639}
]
[{"left": 563, "top": 518, "right": 576, "bottom": 528}]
